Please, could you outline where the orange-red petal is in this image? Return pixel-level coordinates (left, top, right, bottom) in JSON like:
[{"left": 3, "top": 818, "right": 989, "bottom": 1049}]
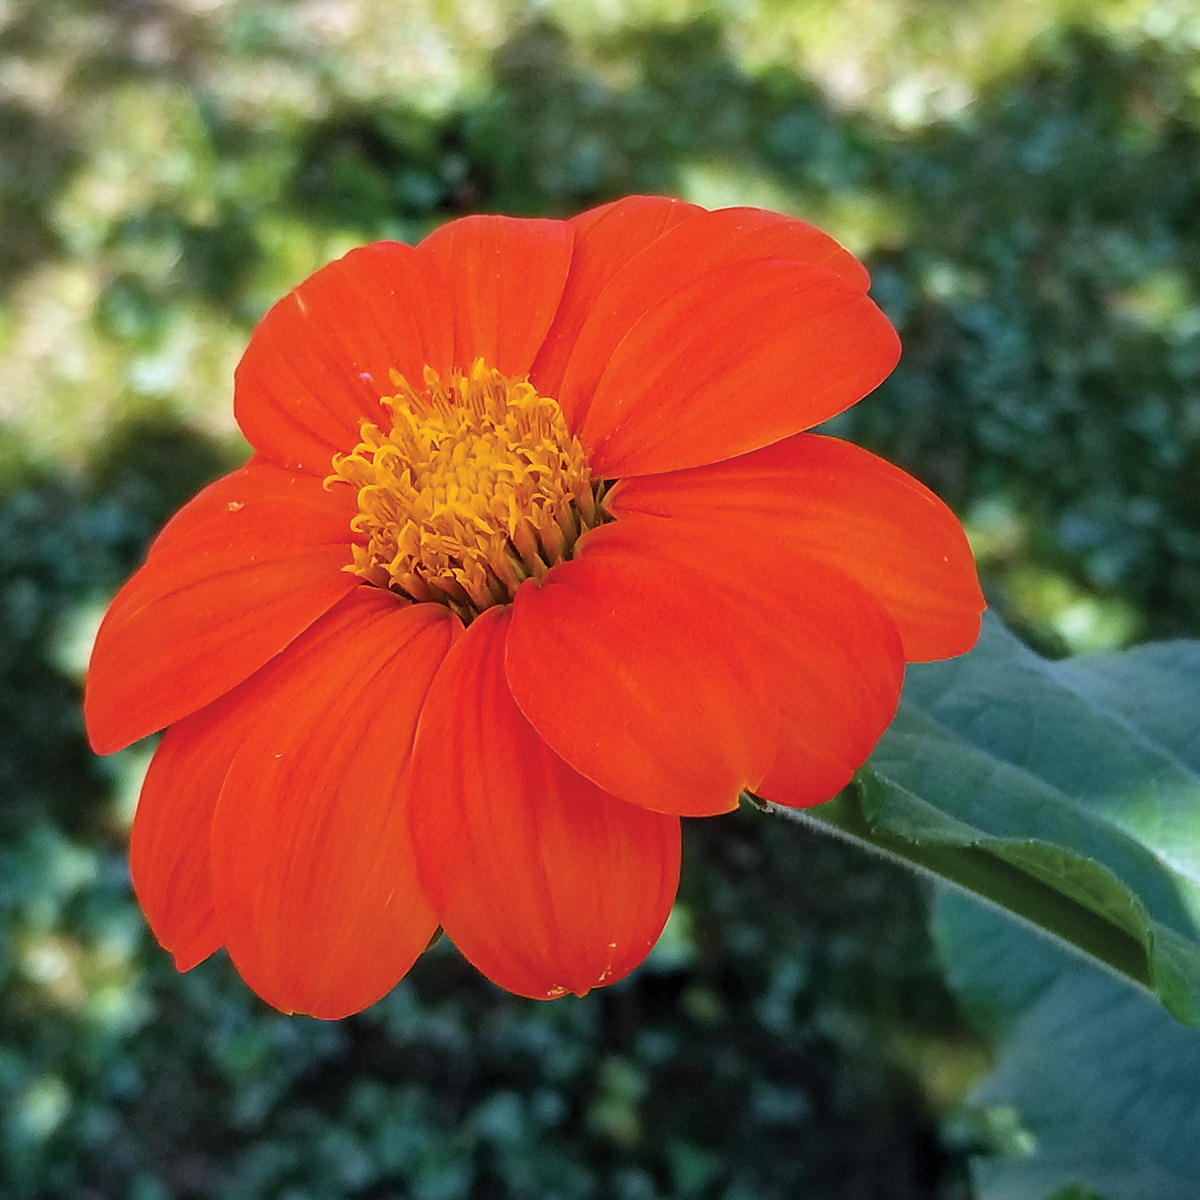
[
  {"left": 209, "top": 592, "right": 458, "bottom": 1019},
  {"left": 235, "top": 242, "right": 456, "bottom": 474},
  {"left": 85, "top": 462, "right": 360, "bottom": 755},
  {"left": 130, "top": 699, "right": 245, "bottom": 971},
  {"left": 508, "top": 525, "right": 775, "bottom": 816},
  {"left": 529, "top": 195, "right": 702, "bottom": 413},
  {"left": 547, "top": 203, "right": 877, "bottom": 441},
  {"left": 578, "top": 257, "right": 899, "bottom": 476},
  {"left": 611, "top": 434, "right": 985, "bottom": 662},
  {"left": 410, "top": 606, "right": 680, "bottom": 999},
  {"left": 748, "top": 559, "right": 907, "bottom": 808},
  {"left": 506, "top": 519, "right": 906, "bottom": 815},
  {"left": 417, "top": 215, "right": 573, "bottom": 378},
  {"left": 707, "top": 205, "right": 871, "bottom": 291}
]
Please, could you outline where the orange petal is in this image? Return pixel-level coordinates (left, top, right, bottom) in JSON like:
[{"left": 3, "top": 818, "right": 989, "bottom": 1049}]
[
  {"left": 85, "top": 462, "right": 360, "bottom": 754},
  {"left": 507, "top": 520, "right": 906, "bottom": 815},
  {"left": 131, "top": 699, "right": 245, "bottom": 971},
  {"left": 209, "top": 593, "right": 459, "bottom": 1019},
  {"left": 530, "top": 195, "right": 701, "bottom": 414},
  {"left": 738, "top": 558, "right": 906, "bottom": 810},
  {"left": 417, "top": 215, "right": 573, "bottom": 377},
  {"left": 410, "top": 606, "right": 680, "bottom": 999},
  {"left": 579, "top": 257, "right": 900, "bottom": 476},
  {"left": 505, "top": 525, "right": 775, "bottom": 815},
  {"left": 235, "top": 241, "right": 455, "bottom": 474},
  {"left": 709, "top": 205, "right": 871, "bottom": 291},
  {"left": 551, "top": 204, "right": 875, "bottom": 436},
  {"left": 611, "top": 434, "right": 984, "bottom": 662}
]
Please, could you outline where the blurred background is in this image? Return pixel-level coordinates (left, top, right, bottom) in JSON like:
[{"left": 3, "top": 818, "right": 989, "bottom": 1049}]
[{"left": 2, "top": 0, "right": 1198, "bottom": 1196}]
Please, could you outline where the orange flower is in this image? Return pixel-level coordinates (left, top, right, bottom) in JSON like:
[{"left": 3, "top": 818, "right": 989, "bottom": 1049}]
[{"left": 85, "top": 196, "right": 983, "bottom": 1018}]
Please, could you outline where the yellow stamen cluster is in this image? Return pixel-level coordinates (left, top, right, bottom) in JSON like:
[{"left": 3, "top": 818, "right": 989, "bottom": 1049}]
[{"left": 326, "top": 359, "right": 605, "bottom": 619}]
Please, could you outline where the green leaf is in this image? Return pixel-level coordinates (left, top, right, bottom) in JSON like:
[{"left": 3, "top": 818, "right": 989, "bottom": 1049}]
[
  {"left": 772, "top": 614, "right": 1200, "bottom": 1024},
  {"left": 933, "top": 889, "right": 1200, "bottom": 1200}
]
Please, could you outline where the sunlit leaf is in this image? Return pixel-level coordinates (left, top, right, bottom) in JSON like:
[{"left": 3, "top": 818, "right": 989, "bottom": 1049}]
[{"left": 780, "top": 614, "right": 1200, "bottom": 1024}]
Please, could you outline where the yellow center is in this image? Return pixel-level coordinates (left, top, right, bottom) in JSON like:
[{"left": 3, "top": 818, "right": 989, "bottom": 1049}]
[{"left": 325, "top": 359, "right": 605, "bottom": 620}]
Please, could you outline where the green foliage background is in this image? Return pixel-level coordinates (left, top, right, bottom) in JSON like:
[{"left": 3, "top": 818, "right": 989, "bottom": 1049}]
[{"left": 2, "top": 1, "right": 1198, "bottom": 1196}]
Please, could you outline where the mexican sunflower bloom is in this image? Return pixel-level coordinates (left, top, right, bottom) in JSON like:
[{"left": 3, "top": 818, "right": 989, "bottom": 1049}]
[{"left": 85, "top": 196, "right": 983, "bottom": 1019}]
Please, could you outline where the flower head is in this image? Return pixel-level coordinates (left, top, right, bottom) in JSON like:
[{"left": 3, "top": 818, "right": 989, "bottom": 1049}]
[{"left": 85, "top": 197, "right": 984, "bottom": 1018}]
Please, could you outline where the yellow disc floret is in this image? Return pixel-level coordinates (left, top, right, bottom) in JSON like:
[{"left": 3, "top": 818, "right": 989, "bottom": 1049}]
[{"left": 325, "top": 359, "right": 605, "bottom": 619}]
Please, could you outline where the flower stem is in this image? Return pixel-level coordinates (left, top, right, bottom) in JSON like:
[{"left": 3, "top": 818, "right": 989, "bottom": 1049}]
[{"left": 768, "top": 786, "right": 1155, "bottom": 1000}]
